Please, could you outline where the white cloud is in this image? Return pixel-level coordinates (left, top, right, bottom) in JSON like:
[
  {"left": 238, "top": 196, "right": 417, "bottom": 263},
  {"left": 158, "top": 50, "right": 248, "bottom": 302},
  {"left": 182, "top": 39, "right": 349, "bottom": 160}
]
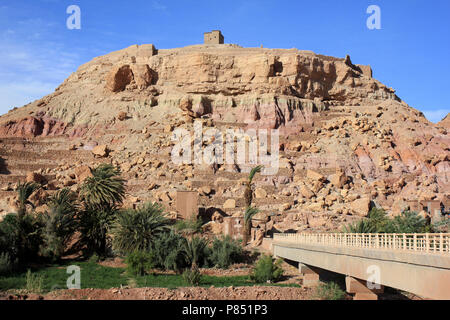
[
  {"left": 0, "top": 31, "right": 81, "bottom": 115},
  {"left": 0, "top": 81, "right": 57, "bottom": 115},
  {"left": 423, "top": 109, "right": 449, "bottom": 123}
]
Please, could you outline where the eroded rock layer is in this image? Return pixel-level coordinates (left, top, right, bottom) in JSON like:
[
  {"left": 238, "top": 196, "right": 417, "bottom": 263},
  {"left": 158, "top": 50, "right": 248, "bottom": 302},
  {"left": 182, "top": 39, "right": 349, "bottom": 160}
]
[{"left": 0, "top": 43, "right": 448, "bottom": 232}]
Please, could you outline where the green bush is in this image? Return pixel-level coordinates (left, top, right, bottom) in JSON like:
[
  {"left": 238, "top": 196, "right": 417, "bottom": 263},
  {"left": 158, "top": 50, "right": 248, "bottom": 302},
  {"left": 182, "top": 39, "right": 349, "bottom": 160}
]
[
  {"left": 250, "top": 254, "right": 283, "bottom": 283},
  {"left": 0, "top": 252, "right": 15, "bottom": 276},
  {"left": 41, "top": 188, "right": 78, "bottom": 261},
  {"left": 152, "top": 232, "right": 188, "bottom": 272},
  {"left": 77, "top": 207, "right": 117, "bottom": 257},
  {"left": 342, "top": 208, "right": 433, "bottom": 234},
  {"left": 125, "top": 250, "right": 156, "bottom": 276},
  {"left": 342, "top": 219, "right": 375, "bottom": 233},
  {"left": 25, "top": 269, "right": 44, "bottom": 294},
  {"left": 183, "top": 236, "right": 208, "bottom": 269},
  {"left": 182, "top": 266, "right": 202, "bottom": 286},
  {"left": 208, "top": 236, "right": 243, "bottom": 269},
  {"left": 385, "top": 210, "right": 432, "bottom": 233},
  {"left": 174, "top": 215, "right": 203, "bottom": 235},
  {"left": 112, "top": 202, "right": 170, "bottom": 254},
  {"left": 313, "top": 282, "right": 346, "bottom": 300},
  {"left": 0, "top": 213, "right": 44, "bottom": 265},
  {"left": 88, "top": 253, "right": 100, "bottom": 264}
]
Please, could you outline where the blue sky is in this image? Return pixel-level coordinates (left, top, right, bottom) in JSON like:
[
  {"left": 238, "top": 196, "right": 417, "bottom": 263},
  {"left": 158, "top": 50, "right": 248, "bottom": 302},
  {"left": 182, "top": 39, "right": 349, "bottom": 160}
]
[{"left": 0, "top": 0, "right": 449, "bottom": 122}]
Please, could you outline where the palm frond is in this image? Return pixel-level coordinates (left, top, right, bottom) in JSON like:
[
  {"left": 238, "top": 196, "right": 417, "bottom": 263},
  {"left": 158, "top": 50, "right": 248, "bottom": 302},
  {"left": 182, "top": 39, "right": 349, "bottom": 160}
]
[
  {"left": 248, "top": 165, "right": 263, "bottom": 183},
  {"left": 244, "top": 206, "right": 259, "bottom": 224},
  {"left": 80, "top": 164, "right": 126, "bottom": 208}
]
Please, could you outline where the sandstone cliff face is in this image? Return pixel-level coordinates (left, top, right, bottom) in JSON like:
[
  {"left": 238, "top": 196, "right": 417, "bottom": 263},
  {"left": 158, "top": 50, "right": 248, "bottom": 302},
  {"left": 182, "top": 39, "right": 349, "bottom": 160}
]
[
  {"left": 0, "top": 44, "right": 398, "bottom": 135},
  {"left": 0, "top": 43, "right": 448, "bottom": 228}
]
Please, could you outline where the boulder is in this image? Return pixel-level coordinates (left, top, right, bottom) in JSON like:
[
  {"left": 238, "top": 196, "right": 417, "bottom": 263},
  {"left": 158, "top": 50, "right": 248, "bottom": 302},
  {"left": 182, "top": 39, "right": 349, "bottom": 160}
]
[
  {"left": 254, "top": 188, "right": 267, "bottom": 199},
  {"left": 117, "top": 111, "right": 128, "bottom": 121},
  {"left": 307, "top": 170, "right": 326, "bottom": 182},
  {"left": 350, "top": 197, "right": 371, "bottom": 217},
  {"left": 329, "top": 168, "right": 348, "bottom": 189},
  {"left": 223, "top": 199, "right": 236, "bottom": 209},
  {"left": 92, "top": 145, "right": 109, "bottom": 157},
  {"left": 74, "top": 165, "right": 93, "bottom": 183},
  {"left": 300, "top": 185, "right": 315, "bottom": 199},
  {"left": 26, "top": 172, "right": 46, "bottom": 184}
]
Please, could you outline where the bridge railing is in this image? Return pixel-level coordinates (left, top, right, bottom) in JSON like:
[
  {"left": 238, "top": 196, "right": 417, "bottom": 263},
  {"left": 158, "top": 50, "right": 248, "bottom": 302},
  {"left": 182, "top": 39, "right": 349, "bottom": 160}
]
[{"left": 273, "top": 233, "right": 450, "bottom": 254}]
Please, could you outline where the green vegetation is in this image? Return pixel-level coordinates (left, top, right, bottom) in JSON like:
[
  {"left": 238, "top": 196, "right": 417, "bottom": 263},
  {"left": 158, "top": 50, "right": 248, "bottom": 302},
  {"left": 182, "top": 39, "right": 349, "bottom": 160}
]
[
  {"left": 0, "top": 252, "right": 14, "bottom": 276},
  {"left": 182, "top": 267, "right": 202, "bottom": 286},
  {"left": 25, "top": 269, "right": 44, "bottom": 294},
  {"left": 112, "top": 202, "right": 171, "bottom": 254},
  {"left": 244, "top": 165, "right": 263, "bottom": 207},
  {"left": 0, "top": 262, "right": 299, "bottom": 293},
  {"left": 125, "top": 250, "right": 156, "bottom": 276},
  {"left": 152, "top": 231, "right": 187, "bottom": 272},
  {"left": 243, "top": 206, "right": 259, "bottom": 245},
  {"left": 77, "top": 164, "right": 126, "bottom": 257},
  {"left": 0, "top": 163, "right": 291, "bottom": 293},
  {"left": 343, "top": 208, "right": 434, "bottom": 234},
  {"left": 41, "top": 188, "right": 78, "bottom": 261},
  {"left": 250, "top": 254, "right": 283, "bottom": 283},
  {"left": 313, "top": 282, "right": 346, "bottom": 300},
  {"left": 208, "top": 236, "right": 243, "bottom": 269},
  {"left": 174, "top": 215, "right": 203, "bottom": 235},
  {"left": 16, "top": 182, "right": 40, "bottom": 218},
  {"left": 79, "top": 164, "right": 125, "bottom": 209},
  {"left": 183, "top": 236, "right": 209, "bottom": 269}
]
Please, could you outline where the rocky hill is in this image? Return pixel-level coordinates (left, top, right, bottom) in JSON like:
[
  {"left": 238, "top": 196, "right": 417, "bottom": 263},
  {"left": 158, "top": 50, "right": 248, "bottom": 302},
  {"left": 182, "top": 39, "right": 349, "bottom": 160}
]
[{"left": 0, "top": 43, "right": 448, "bottom": 234}]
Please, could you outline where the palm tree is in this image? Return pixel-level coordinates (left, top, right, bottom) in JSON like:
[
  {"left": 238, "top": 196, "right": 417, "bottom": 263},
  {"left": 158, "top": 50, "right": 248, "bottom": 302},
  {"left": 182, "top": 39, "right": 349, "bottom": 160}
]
[
  {"left": 342, "top": 219, "right": 375, "bottom": 233},
  {"left": 243, "top": 206, "right": 259, "bottom": 245},
  {"left": 244, "top": 165, "right": 263, "bottom": 207},
  {"left": 77, "top": 164, "right": 126, "bottom": 257},
  {"left": 16, "top": 182, "right": 40, "bottom": 218},
  {"left": 182, "top": 236, "right": 208, "bottom": 270},
  {"left": 112, "top": 202, "right": 171, "bottom": 254},
  {"left": 79, "top": 164, "right": 125, "bottom": 209},
  {"left": 41, "top": 188, "right": 78, "bottom": 260}
]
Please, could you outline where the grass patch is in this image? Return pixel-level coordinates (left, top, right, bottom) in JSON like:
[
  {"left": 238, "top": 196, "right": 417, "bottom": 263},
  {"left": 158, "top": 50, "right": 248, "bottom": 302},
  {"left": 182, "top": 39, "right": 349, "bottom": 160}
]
[
  {"left": 313, "top": 282, "right": 346, "bottom": 300},
  {"left": 0, "top": 261, "right": 300, "bottom": 293}
]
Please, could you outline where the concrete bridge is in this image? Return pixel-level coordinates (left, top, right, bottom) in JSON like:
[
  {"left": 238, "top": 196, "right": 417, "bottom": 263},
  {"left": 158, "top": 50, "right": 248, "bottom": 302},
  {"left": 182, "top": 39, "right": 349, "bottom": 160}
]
[{"left": 273, "top": 233, "right": 450, "bottom": 300}]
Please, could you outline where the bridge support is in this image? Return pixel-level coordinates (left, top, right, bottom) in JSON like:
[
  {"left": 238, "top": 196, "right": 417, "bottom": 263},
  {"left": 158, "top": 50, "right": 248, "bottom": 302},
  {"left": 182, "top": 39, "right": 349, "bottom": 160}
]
[
  {"left": 346, "top": 276, "right": 383, "bottom": 300},
  {"left": 299, "top": 263, "right": 320, "bottom": 287}
]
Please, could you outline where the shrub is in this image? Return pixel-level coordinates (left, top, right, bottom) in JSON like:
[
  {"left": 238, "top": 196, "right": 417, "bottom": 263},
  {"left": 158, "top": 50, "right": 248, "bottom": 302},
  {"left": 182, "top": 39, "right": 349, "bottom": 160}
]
[
  {"left": 112, "top": 202, "right": 170, "bottom": 254},
  {"left": 313, "top": 282, "right": 346, "bottom": 300},
  {"left": 174, "top": 215, "right": 203, "bottom": 235},
  {"left": 342, "top": 219, "right": 375, "bottom": 233},
  {"left": 343, "top": 209, "right": 433, "bottom": 234},
  {"left": 0, "top": 213, "right": 44, "bottom": 265},
  {"left": 41, "top": 188, "right": 78, "bottom": 261},
  {"left": 0, "top": 252, "right": 15, "bottom": 276},
  {"left": 125, "top": 250, "right": 156, "bottom": 276},
  {"left": 25, "top": 269, "right": 44, "bottom": 294},
  {"left": 208, "top": 236, "right": 243, "bottom": 269},
  {"left": 183, "top": 236, "right": 208, "bottom": 269},
  {"left": 183, "top": 266, "right": 202, "bottom": 286},
  {"left": 250, "top": 254, "right": 283, "bottom": 283},
  {"left": 386, "top": 210, "right": 432, "bottom": 233},
  {"left": 152, "top": 232, "right": 187, "bottom": 272},
  {"left": 88, "top": 253, "right": 100, "bottom": 264},
  {"left": 77, "top": 207, "right": 117, "bottom": 257}
]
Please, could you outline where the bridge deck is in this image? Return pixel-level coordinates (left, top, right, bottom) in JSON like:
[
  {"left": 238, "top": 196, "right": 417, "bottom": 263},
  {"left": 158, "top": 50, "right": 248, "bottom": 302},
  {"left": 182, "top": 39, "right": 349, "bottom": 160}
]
[{"left": 273, "top": 233, "right": 450, "bottom": 300}]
